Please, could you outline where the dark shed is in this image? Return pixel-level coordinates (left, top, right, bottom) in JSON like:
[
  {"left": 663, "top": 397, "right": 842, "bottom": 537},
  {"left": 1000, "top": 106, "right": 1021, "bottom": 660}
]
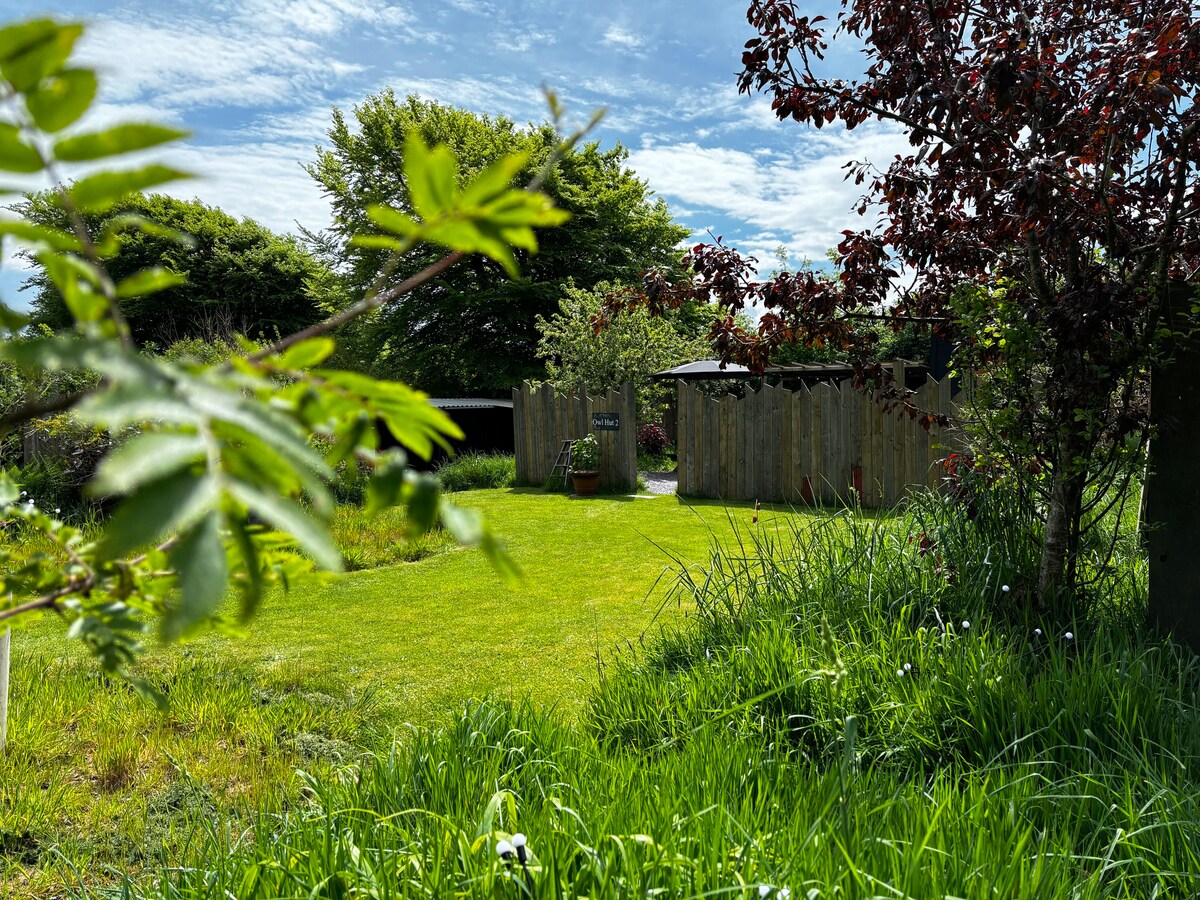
[{"left": 380, "top": 398, "right": 515, "bottom": 471}]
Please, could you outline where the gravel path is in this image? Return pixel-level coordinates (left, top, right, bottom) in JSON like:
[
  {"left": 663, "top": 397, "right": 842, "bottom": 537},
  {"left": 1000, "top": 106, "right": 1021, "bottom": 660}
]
[{"left": 641, "top": 470, "right": 678, "bottom": 495}]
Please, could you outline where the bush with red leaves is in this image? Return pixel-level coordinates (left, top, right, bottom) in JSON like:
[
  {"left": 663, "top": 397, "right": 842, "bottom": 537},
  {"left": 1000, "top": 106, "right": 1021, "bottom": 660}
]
[{"left": 637, "top": 423, "right": 669, "bottom": 456}]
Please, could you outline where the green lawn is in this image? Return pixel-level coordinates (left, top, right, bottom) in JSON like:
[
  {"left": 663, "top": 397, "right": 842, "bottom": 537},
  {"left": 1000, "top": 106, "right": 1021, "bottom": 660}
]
[
  {"left": 206, "top": 490, "right": 805, "bottom": 724},
  {"left": 1, "top": 489, "right": 812, "bottom": 897}
]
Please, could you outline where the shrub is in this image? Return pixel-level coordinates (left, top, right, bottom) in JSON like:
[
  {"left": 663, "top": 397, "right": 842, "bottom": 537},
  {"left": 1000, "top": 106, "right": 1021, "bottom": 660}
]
[
  {"left": 435, "top": 452, "right": 516, "bottom": 492},
  {"left": 637, "top": 423, "right": 669, "bottom": 455}
]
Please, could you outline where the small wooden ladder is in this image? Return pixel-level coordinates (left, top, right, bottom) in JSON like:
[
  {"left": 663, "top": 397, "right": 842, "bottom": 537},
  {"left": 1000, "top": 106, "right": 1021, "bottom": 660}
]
[{"left": 551, "top": 439, "right": 577, "bottom": 486}]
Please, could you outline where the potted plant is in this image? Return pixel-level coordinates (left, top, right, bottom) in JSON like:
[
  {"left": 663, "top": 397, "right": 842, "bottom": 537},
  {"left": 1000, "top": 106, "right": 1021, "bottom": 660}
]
[{"left": 570, "top": 434, "right": 600, "bottom": 496}]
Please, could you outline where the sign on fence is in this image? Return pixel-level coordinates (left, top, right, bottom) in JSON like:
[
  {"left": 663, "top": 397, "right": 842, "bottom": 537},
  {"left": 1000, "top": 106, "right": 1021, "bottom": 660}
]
[{"left": 512, "top": 383, "right": 637, "bottom": 492}]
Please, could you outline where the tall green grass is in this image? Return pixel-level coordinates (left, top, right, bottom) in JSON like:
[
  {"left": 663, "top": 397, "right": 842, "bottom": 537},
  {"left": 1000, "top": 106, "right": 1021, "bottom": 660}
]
[
  {"left": 329, "top": 504, "right": 455, "bottom": 570},
  {"left": 114, "top": 486, "right": 1200, "bottom": 898},
  {"left": 435, "top": 453, "right": 516, "bottom": 492}
]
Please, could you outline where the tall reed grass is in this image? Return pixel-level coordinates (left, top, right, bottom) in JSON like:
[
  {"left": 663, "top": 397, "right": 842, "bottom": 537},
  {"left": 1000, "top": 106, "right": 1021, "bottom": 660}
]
[
  {"left": 106, "top": 485, "right": 1200, "bottom": 898},
  {"left": 435, "top": 453, "right": 516, "bottom": 492}
]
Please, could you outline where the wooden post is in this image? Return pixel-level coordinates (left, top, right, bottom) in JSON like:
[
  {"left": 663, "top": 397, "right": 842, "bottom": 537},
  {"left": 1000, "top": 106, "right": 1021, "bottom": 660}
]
[
  {"left": 797, "top": 385, "right": 811, "bottom": 503},
  {"left": 0, "top": 624, "right": 8, "bottom": 751},
  {"left": 1147, "top": 283, "right": 1200, "bottom": 650},
  {"left": 734, "top": 389, "right": 746, "bottom": 499},
  {"left": 720, "top": 393, "right": 736, "bottom": 499}
]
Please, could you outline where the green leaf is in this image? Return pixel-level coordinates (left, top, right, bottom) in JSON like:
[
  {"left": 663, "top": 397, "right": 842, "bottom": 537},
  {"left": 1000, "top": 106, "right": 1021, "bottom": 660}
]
[
  {"left": 404, "top": 132, "right": 457, "bottom": 220},
  {"left": 115, "top": 266, "right": 185, "bottom": 298},
  {"left": 0, "top": 123, "right": 43, "bottom": 173},
  {"left": 0, "top": 472, "right": 18, "bottom": 505},
  {"left": 274, "top": 337, "right": 335, "bottom": 371},
  {"left": 1, "top": 333, "right": 156, "bottom": 382},
  {"left": 440, "top": 501, "right": 520, "bottom": 580},
  {"left": 365, "top": 205, "right": 420, "bottom": 238},
  {"left": 349, "top": 233, "right": 407, "bottom": 251},
  {"left": 0, "top": 20, "right": 80, "bottom": 91},
  {"left": 92, "top": 431, "right": 206, "bottom": 496},
  {"left": 0, "top": 19, "right": 58, "bottom": 63},
  {"left": 228, "top": 518, "right": 264, "bottom": 622},
  {"left": 329, "top": 414, "right": 375, "bottom": 466},
  {"left": 26, "top": 67, "right": 96, "bottom": 132},
  {"left": 0, "top": 218, "right": 79, "bottom": 251},
  {"left": 319, "top": 372, "right": 462, "bottom": 460},
  {"left": 35, "top": 250, "right": 106, "bottom": 324},
  {"left": 165, "top": 512, "right": 228, "bottom": 639},
  {"left": 365, "top": 453, "right": 407, "bottom": 514},
  {"left": 226, "top": 479, "right": 342, "bottom": 571},
  {"left": 101, "top": 469, "right": 217, "bottom": 558},
  {"left": 55, "top": 123, "right": 189, "bottom": 162},
  {"left": 406, "top": 472, "right": 440, "bottom": 535},
  {"left": 186, "top": 380, "right": 332, "bottom": 489},
  {"left": 459, "top": 153, "right": 530, "bottom": 206},
  {"left": 0, "top": 301, "right": 29, "bottom": 333},
  {"left": 68, "top": 164, "right": 192, "bottom": 213},
  {"left": 75, "top": 383, "right": 202, "bottom": 430}
]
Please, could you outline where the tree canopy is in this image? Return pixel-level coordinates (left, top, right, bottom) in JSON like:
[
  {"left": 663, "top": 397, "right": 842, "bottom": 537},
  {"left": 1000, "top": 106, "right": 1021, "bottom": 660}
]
[
  {"left": 19, "top": 193, "right": 330, "bottom": 345},
  {"left": 536, "top": 281, "right": 710, "bottom": 424},
  {"left": 308, "top": 92, "right": 689, "bottom": 397},
  {"left": 613, "top": 0, "right": 1200, "bottom": 605}
]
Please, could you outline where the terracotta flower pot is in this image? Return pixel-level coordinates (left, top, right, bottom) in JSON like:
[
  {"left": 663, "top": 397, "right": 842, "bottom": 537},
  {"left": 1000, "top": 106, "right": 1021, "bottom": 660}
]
[{"left": 571, "top": 471, "right": 599, "bottom": 496}]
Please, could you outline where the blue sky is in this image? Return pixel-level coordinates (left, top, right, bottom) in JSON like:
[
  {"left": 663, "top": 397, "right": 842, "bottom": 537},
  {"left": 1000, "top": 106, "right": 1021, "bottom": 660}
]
[{"left": 1, "top": 0, "right": 908, "bottom": 309}]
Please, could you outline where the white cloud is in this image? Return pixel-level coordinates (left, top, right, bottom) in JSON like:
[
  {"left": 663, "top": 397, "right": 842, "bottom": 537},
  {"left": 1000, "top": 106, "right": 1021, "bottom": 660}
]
[
  {"left": 627, "top": 121, "right": 911, "bottom": 264},
  {"left": 496, "top": 28, "right": 558, "bottom": 54},
  {"left": 155, "top": 141, "right": 333, "bottom": 238},
  {"left": 82, "top": 23, "right": 335, "bottom": 110},
  {"left": 602, "top": 24, "right": 645, "bottom": 51},
  {"left": 387, "top": 74, "right": 550, "bottom": 122},
  {"left": 216, "top": 0, "right": 416, "bottom": 36}
]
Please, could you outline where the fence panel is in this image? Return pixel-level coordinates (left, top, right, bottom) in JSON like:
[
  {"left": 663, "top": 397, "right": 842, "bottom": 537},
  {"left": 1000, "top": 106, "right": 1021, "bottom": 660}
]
[
  {"left": 512, "top": 382, "right": 638, "bottom": 492},
  {"left": 675, "top": 377, "right": 963, "bottom": 506}
]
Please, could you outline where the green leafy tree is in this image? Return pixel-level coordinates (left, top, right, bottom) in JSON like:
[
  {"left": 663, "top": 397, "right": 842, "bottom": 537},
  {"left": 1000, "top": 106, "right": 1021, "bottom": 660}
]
[
  {"left": 536, "top": 281, "right": 708, "bottom": 424},
  {"left": 308, "top": 92, "right": 688, "bottom": 396},
  {"left": 16, "top": 193, "right": 330, "bottom": 345},
  {"left": 0, "top": 17, "right": 579, "bottom": 693}
]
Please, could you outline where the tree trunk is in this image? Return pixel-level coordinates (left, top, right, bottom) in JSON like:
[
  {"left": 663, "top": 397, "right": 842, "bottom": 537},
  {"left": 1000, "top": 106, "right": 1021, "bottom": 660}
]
[{"left": 1037, "top": 448, "right": 1085, "bottom": 606}]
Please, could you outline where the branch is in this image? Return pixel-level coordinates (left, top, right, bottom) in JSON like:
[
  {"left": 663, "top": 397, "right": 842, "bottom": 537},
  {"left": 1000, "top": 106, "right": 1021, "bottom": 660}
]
[
  {"left": 249, "top": 251, "right": 465, "bottom": 362},
  {"left": 249, "top": 102, "right": 602, "bottom": 365},
  {"left": 784, "top": 55, "right": 961, "bottom": 147},
  {"left": 0, "top": 390, "right": 88, "bottom": 435},
  {"left": 0, "top": 574, "right": 92, "bottom": 624}
]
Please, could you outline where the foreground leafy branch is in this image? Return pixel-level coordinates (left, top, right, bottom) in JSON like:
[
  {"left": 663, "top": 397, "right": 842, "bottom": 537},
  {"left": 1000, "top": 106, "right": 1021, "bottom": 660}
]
[{"left": 0, "top": 16, "right": 585, "bottom": 689}]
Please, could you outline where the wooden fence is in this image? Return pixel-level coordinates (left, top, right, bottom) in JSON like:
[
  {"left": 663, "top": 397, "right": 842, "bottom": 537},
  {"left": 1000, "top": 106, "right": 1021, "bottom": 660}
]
[
  {"left": 513, "top": 382, "right": 637, "bottom": 492},
  {"left": 676, "top": 374, "right": 968, "bottom": 506}
]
